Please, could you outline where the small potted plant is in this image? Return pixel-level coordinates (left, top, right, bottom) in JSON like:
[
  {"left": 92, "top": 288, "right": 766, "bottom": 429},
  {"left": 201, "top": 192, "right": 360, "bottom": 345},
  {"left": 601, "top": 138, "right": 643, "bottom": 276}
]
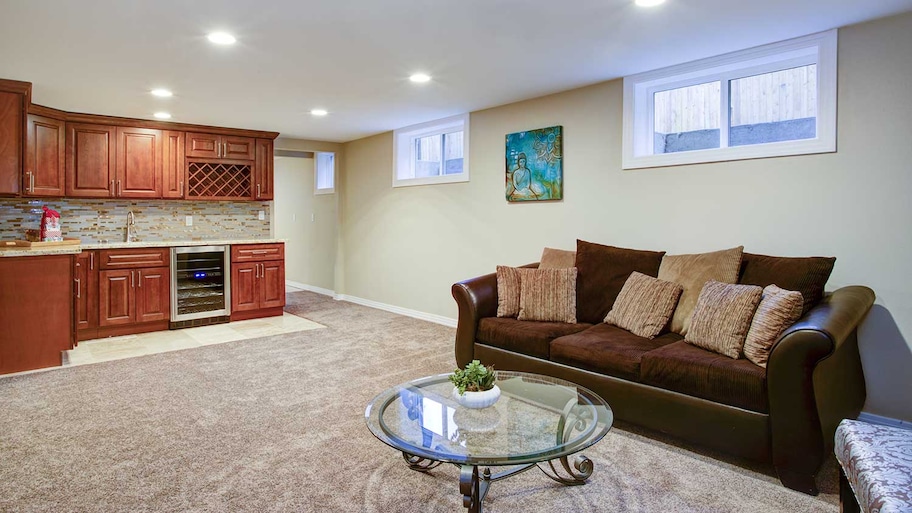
[{"left": 449, "top": 360, "right": 500, "bottom": 409}]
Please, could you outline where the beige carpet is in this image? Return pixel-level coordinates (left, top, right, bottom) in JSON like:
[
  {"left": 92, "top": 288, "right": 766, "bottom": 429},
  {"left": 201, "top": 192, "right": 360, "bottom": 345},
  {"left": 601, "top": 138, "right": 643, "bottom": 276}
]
[{"left": 0, "top": 291, "right": 838, "bottom": 512}]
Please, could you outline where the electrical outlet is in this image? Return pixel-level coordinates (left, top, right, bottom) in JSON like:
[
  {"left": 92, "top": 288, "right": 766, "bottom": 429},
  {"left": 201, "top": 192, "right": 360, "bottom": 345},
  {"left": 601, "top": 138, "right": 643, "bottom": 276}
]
[
  {"left": 311, "top": 213, "right": 315, "bottom": 222},
  {"left": 258, "top": 210, "right": 265, "bottom": 220},
  {"left": 185, "top": 215, "right": 193, "bottom": 227}
]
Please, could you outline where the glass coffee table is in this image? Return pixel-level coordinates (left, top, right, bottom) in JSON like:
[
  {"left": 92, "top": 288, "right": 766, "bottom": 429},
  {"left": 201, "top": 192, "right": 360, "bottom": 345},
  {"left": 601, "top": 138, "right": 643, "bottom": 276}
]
[{"left": 365, "top": 371, "right": 613, "bottom": 513}]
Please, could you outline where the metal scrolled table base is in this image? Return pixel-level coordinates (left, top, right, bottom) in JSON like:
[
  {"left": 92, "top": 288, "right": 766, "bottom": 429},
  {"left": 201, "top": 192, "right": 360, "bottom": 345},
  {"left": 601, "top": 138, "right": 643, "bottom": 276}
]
[{"left": 402, "top": 451, "right": 593, "bottom": 513}]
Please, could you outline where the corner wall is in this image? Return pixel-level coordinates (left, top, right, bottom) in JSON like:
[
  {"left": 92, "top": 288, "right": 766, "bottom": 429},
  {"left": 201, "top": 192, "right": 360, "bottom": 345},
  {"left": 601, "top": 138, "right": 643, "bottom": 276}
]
[{"left": 340, "top": 12, "right": 912, "bottom": 421}]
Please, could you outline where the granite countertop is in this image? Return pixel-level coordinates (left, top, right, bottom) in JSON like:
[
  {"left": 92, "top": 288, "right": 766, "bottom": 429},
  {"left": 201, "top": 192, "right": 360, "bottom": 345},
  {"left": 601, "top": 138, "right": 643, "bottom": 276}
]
[{"left": 0, "top": 239, "right": 284, "bottom": 257}]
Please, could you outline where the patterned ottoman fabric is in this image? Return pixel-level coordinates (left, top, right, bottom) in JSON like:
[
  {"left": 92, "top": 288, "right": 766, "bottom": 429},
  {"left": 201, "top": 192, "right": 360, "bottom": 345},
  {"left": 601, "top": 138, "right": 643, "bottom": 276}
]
[{"left": 835, "top": 419, "right": 912, "bottom": 513}]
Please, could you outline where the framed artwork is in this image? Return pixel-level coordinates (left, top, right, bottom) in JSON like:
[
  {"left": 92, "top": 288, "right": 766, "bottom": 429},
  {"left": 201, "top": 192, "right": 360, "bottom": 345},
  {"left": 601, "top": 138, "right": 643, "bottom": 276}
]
[{"left": 505, "top": 126, "right": 563, "bottom": 202}]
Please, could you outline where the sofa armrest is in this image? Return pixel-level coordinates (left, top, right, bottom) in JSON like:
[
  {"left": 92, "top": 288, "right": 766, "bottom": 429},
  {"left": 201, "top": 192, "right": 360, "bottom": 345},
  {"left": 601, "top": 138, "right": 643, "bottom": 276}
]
[
  {"left": 766, "top": 285, "right": 875, "bottom": 492},
  {"left": 451, "top": 263, "right": 540, "bottom": 367}
]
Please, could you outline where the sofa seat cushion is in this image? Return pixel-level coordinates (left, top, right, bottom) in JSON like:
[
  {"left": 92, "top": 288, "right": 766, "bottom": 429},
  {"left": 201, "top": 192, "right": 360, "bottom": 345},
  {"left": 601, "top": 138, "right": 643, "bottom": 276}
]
[
  {"left": 640, "top": 341, "right": 769, "bottom": 413},
  {"left": 477, "top": 317, "right": 592, "bottom": 360},
  {"left": 551, "top": 324, "right": 682, "bottom": 382}
]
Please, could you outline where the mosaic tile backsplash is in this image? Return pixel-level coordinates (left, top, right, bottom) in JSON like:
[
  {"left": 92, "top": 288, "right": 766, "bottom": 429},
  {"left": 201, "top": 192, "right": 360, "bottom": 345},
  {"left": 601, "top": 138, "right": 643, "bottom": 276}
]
[{"left": 0, "top": 199, "right": 271, "bottom": 243}]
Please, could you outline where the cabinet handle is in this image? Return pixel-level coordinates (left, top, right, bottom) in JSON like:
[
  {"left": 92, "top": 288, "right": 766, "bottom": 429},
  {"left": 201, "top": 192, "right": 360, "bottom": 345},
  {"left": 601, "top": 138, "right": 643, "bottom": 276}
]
[
  {"left": 110, "top": 180, "right": 115, "bottom": 197},
  {"left": 217, "top": 141, "right": 222, "bottom": 158},
  {"left": 117, "top": 180, "right": 122, "bottom": 196},
  {"left": 223, "top": 142, "right": 228, "bottom": 157},
  {"left": 75, "top": 278, "right": 81, "bottom": 299},
  {"left": 25, "top": 171, "right": 33, "bottom": 193},
  {"left": 138, "top": 270, "right": 142, "bottom": 287},
  {"left": 179, "top": 180, "right": 183, "bottom": 196},
  {"left": 131, "top": 270, "right": 135, "bottom": 288},
  {"left": 90, "top": 252, "right": 94, "bottom": 270},
  {"left": 255, "top": 263, "right": 259, "bottom": 278},
  {"left": 251, "top": 250, "right": 269, "bottom": 254}
]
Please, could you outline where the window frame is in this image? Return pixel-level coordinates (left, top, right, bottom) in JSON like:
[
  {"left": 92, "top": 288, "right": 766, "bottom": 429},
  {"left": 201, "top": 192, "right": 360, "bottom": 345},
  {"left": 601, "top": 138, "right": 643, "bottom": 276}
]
[
  {"left": 314, "top": 151, "right": 336, "bottom": 195},
  {"left": 622, "top": 29, "right": 837, "bottom": 170},
  {"left": 393, "top": 113, "right": 470, "bottom": 188}
]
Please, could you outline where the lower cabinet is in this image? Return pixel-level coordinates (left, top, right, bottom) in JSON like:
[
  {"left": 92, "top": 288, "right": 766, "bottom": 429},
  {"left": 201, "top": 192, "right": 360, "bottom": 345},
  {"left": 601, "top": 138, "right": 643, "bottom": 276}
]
[
  {"left": 0, "top": 255, "right": 73, "bottom": 375},
  {"left": 230, "top": 243, "right": 285, "bottom": 320},
  {"left": 74, "top": 250, "right": 98, "bottom": 337},
  {"left": 99, "top": 267, "right": 169, "bottom": 327}
]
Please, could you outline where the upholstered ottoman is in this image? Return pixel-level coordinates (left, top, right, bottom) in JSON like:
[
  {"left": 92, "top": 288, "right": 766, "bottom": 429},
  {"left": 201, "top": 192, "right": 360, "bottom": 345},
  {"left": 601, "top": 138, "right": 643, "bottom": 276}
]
[{"left": 835, "top": 419, "right": 912, "bottom": 513}]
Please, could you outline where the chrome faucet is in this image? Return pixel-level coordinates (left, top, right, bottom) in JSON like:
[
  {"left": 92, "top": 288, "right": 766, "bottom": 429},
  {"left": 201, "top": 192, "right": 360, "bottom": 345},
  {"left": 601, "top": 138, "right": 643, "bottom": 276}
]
[{"left": 125, "top": 211, "right": 136, "bottom": 243}]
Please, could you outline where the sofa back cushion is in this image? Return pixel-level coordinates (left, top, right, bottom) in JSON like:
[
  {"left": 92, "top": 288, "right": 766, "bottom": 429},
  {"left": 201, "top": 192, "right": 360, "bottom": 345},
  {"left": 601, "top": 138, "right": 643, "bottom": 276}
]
[
  {"left": 657, "top": 246, "right": 744, "bottom": 335},
  {"left": 743, "top": 285, "right": 804, "bottom": 368},
  {"left": 685, "top": 280, "right": 763, "bottom": 359},
  {"left": 540, "top": 247, "right": 576, "bottom": 269},
  {"left": 739, "top": 252, "right": 836, "bottom": 315},
  {"left": 517, "top": 267, "right": 578, "bottom": 323},
  {"left": 604, "top": 272, "right": 683, "bottom": 339},
  {"left": 496, "top": 265, "right": 523, "bottom": 318},
  {"left": 575, "top": 240, "right": 666, "bottom": 324}
]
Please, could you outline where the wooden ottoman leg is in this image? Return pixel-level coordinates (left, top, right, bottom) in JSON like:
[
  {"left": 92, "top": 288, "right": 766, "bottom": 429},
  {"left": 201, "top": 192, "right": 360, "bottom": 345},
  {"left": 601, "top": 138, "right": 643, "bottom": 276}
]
[{"left": 839, "top": 467, "right": 861, "bottom": 513}]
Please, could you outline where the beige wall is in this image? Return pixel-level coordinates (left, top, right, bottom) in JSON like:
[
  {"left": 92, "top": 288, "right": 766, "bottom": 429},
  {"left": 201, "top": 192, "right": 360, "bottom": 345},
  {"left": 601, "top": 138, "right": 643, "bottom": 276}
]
[
  {"left": 340, "top": 13, "right": 912, "bottom": 421},
  {"left": 273, "top": 137, "right": 343, "bottom": 292}
]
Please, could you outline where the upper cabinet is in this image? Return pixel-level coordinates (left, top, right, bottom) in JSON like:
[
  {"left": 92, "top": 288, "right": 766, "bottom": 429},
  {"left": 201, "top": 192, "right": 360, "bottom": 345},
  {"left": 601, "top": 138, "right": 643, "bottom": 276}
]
[
  {"left": 0, "top": 90, "right": 25, "bottom": 195},
  {"left": 116, "top": 127, "right": 162, "bottom": 198},
  {"left": 186, "top": 132, "right": 255, "bottom": 161},
  {"left": 254, "top": 138, "right": 273, "bottom": 200},
  {"left": 25, "top": 114, "right": 66, "bottom": 197},
  {"left": 66, "top": 123, "right": 116, "bottom": 197},
  {"left": 162, "top": 130, "right": 184, "bottom": 199}
]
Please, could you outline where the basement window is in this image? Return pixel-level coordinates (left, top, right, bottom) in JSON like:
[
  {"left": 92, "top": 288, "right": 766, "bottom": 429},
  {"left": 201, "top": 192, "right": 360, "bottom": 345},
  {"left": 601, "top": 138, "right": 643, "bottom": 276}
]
[
  {"left": 393, "top": 114, "right": 469, "bottom": 187},
  {"left": 622, "top": 29, "right": 837, "bottom": 169},
  {"left": 315, "top": 152, "right": 335, "bottom": 195}
]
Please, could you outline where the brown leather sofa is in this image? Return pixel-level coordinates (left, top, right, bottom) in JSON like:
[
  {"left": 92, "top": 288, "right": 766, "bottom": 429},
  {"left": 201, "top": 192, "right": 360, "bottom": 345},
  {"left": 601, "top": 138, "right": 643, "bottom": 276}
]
[{"left": 452, "top": 263, "right": 874, "bottom": 495}]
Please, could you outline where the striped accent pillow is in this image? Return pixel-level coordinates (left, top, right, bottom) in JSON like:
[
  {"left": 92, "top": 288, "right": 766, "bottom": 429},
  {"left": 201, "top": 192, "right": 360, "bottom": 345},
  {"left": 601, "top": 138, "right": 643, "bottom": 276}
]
[
  {"left": 496, "top": 265, "right": 522, "bottom": 318},
  {"left": 743, "top": 285, "right": 804, "bottom": 367},
  {"left": 604, "top": 272, "right": 683, "bottom": 339},
  {"left": 517, "top": 268, "right": 578, "bottom": 323},
  {"left": 685, "top": 280, "right": 763, "bottom": 359}
]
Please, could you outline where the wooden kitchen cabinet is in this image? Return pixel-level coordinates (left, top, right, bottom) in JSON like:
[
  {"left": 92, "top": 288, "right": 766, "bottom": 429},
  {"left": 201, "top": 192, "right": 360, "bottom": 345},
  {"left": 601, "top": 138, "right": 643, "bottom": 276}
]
[
  {"left": 66, "top": 122, "right": 116, "bottom": 197},
  {"left": 162, "top": 130, "right": 184, "bottom": 198},
  {"left": 254, "top": 138, "right": 273, "bottom": 200},
  {"left": 0, "top": 90, "right": 24, "bottom": 195},
  {"left": 186, "top": 132, "right": 255, "bottom": 161},
  {"left": 230, "top": 243, "right": 285, "bottom": 320},
  {"left": 74, "top": 250, "right": 99, "bottom": 337},
  {"left": 25, "top": 114, "right": 66, "bottom": 197},
  {"left": 0, "top": 255, "right": 73, "bottom": 375},
  {"left": 116, "top": 127, "right": 162, "bottom": 198},
  {"left": 97, "top": 248, "right": 170, "bottom": 335}
]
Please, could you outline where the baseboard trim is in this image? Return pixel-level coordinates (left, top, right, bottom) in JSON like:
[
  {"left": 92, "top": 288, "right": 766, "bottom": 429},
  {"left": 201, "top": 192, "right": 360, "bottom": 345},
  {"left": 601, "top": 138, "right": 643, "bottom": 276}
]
[
  {"left": 285, "top": 280, "right": 335, "bottom": 297},
  {"left": 334, "top": 294, "right": 457, "bottom": 328},
  {"left": 857, "top": 412, "right": 911, "bottom": 430}
]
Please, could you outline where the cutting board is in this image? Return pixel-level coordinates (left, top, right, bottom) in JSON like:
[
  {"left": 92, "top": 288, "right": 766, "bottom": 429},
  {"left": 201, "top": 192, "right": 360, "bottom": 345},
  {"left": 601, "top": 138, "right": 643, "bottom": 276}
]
[{"left": 0, "top": 238, "right": 81, "bottom": 248}]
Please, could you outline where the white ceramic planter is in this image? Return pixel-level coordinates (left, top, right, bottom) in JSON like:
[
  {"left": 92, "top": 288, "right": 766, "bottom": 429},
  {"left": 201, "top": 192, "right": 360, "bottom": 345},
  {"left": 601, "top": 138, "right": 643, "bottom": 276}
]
[{"left": 452, "top": 385, "right": 501, "bottom": 409}]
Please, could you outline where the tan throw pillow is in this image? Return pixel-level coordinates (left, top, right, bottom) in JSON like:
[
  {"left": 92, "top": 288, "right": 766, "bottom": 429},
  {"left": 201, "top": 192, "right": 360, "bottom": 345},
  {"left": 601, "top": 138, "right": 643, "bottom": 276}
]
[
  {"left": 743, "top": 285, "right": 804, "bottom": 368},
  {"left": 604, "top": 272, "right": 683, "bottom": 339},
  {"left": 517, "top": 268, "right": 578, "bottom": 323},
  {"left": 685, "top": 280, "right": 763, "bottom": 359},
  {"left": 496, "top": 265, "right": 522, "bottom": 317},
  {"left": 658, "top": 246, "right": 744, "bottom": 335},
  {"left": 539, "top": 247, "right": 576, "bottom": 269}
]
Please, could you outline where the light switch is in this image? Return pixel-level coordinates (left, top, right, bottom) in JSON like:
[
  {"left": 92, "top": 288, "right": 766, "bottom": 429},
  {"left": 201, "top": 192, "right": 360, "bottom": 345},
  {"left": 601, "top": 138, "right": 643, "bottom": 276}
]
[{"left": 185, "top": 215, "right": 193, "bottom": 226}]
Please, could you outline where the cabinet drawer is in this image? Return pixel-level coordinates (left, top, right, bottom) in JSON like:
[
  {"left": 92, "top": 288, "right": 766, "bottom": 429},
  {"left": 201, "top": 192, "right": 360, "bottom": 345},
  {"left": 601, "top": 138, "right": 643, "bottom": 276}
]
[
  {"left": 231, "top": 243, "right": 284, "bottom": 263},
  {"left": 99, "top": 247, "right": 169, "bottom": 269}
]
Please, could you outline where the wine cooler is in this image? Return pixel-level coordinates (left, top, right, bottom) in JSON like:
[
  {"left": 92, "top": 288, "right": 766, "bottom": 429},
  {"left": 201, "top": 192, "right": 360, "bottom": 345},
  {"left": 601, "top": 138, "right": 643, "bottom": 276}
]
[{"left": 170, "top": 246, "right": 231, "bottom": 328}]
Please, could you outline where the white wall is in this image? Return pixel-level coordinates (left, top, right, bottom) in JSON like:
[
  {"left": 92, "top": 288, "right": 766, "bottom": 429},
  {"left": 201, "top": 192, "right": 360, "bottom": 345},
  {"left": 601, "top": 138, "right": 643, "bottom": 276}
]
[{"left": 340, "top": 13, "right": 912, "bottom": 421}]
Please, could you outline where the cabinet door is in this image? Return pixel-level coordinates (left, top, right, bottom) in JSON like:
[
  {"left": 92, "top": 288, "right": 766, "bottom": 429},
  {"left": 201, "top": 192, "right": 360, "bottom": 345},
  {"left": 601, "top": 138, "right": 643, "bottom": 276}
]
[
  {"left": 223, "top": 136, "right": 255, "bottom": 161},
  {"left": 259, "top": 261, "right": 285, "bottom": 309},
  {"left": 67, "top": 123, "right": 116, "bottom": 197},
  {"left": 99, "top": 269, "right": 134, "bottom": 326},
  {"left": 231, "top": 262, "right": 259, "bottom": 312},
  {"left": 116, "top": 127, "right": 162, "bottom": 198},
  {"left": 162, "top": 130, "right": 184, "bottom": 198},
  {"left": 135, "top": 267, "right": 170, "bottom": 323},
  {"left": 0, "top": 91, "right": 23, "bottom": 195},
  {"left": 74, "top": 251, "right": 98, "bottom": 332},
  {"left": 254, "top": 138, "right": 273, "bottom": 200},
  {"left": 185, "top": 132, "right": 220, "bottom": 159},
  {"left": 25, "top": 114, "right": 66, "bottom": 197}
]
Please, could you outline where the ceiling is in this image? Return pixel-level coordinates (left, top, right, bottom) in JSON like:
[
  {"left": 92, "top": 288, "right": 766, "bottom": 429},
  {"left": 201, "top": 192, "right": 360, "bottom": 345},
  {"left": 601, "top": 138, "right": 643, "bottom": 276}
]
[{"left": 1, "top": 1, "right": 910, "bottom": 143}]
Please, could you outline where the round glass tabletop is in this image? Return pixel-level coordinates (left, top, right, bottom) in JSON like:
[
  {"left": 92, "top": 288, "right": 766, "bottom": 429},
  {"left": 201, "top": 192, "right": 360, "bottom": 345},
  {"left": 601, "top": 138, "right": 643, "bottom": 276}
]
[{"left": 365, "top": 371, "right": 613, "bottom": 466}]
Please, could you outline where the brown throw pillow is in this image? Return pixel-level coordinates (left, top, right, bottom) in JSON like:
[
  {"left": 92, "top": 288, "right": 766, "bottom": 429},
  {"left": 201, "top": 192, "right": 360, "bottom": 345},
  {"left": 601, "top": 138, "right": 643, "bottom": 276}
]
[
  {"left": 743, "top": 285, "right": 804, "bottom": 368},
  {"left": 496, "top": 265, "right": 522, "bottom": 318},
  {"left": 574, "top": 240, "right": 666, "bottom": 324},
  {"left": 604, "top": 272, "right": 683, "bottom": 339},
  {"left": 517, "top": 268, "right": 578, "bottom": 323},
  {"left": 540, "top": 247, "right": 576, "bottom": 269},
  {"left": 685, "top": 280, "right": 763, "bottom": 359},
  {"left": 658, "top": 246, "right": 744, "bottom": 335},
  {"left": 739, "top": 253, "right": 835, "bottom": 314}
]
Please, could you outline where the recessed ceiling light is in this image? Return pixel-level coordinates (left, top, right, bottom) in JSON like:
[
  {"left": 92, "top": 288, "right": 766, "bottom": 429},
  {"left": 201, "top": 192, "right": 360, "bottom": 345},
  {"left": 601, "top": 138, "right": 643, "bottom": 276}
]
[
  {"left": 409, "top": 73, "right": 431, "bottom": 83},
  {"left": 207, "top": 32, "right": 236, "bottom": 45},
  {"left": 635, "top": 0, "right": 666, "bottom": 6},
  {"left": 311, "top": 109, "right": 328, "bottom": 116},
  {"left": 151, "top": 88, "right": 173, "bottom": 98},
  {"left": 153, "top": 112, "right": 172, "bottom": 119}
]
